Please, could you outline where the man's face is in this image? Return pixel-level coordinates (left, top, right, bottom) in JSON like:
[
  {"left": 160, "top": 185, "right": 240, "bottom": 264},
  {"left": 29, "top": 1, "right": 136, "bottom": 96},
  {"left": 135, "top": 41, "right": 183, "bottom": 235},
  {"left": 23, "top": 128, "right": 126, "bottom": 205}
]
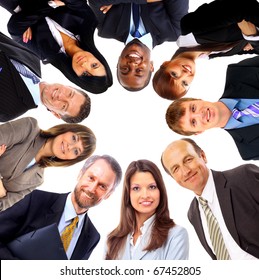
[
  {"left": 39, "top": 82, "right": 86, "bottom": 119},
  {"left": 162, "top": 140, "right": 209, "bottom": 195},
  {"left": 72, "top": 159, "right": 116, "bottom": 213},
  {"left": 179, "top": 100, "right": 222, "bottom": 134},
  {"left": 117, "top": 40, "right": 154, "bottom": 89}
]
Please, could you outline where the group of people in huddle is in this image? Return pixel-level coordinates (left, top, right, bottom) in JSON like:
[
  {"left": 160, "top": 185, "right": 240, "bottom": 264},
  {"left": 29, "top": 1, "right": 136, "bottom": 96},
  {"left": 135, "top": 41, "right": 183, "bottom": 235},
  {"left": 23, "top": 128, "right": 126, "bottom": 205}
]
[{"left": 0, "top": 0, "right": 258, "bottom": 261}]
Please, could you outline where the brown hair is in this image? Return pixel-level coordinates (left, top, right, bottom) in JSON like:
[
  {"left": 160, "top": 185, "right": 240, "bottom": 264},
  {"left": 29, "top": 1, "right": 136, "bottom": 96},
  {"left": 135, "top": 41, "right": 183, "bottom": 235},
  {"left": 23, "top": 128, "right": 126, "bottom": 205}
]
[
  {"left": 38, "top": 123, "right": 96, "bottom": 167},
  {"left": 166, "top": 98, "right": 199, "bottom": 136},
  {"left": 105, "top": 159, "right": 175, "bottom": 259}
]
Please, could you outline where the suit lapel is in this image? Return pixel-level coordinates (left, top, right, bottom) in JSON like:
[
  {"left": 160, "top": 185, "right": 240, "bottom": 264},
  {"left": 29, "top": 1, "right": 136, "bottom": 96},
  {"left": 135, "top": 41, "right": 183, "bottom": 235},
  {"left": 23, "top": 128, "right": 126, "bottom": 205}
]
[{"left": 212, "top": 170, "right": 240, "bottom": 245}]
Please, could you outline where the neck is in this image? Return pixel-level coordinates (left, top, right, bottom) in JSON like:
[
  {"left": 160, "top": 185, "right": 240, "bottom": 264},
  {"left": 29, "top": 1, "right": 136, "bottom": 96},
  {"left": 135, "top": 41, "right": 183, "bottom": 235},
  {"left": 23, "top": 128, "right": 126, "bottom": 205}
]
[
  {"left": 59, "top": 31, "right": 80, "bottom": 57},
  {"left": 35, "top": 139, "right": 53, "bottom": 162},
  {"left": 216, "top": 101, "right": 232, "bottom": 128}
]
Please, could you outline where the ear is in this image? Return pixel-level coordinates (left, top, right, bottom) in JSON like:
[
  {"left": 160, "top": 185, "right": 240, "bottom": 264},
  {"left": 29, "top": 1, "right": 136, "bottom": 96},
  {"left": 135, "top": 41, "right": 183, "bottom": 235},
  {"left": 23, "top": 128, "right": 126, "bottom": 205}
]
[
  {"left": 200, "top": 150, "right": 207, "bottom": 163},
  {"left": 150, "top": 61, "right": 154, "bottom": 72},
  {"left": 50, "top": 110, "right": 62, "bottom": 119}
]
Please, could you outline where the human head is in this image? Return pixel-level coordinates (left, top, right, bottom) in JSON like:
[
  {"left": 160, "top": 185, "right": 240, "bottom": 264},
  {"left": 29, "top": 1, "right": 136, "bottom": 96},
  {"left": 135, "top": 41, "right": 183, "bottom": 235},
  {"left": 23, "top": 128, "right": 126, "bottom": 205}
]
[
  {"left": 72, "top": 155, "right": 122, "bottom": 214},
  {"left": 39, "top": 123, "right": 96, "bottom": 167},
  {"left": 166, "top": 98, "right": 225, "bottom": 135},
  {"left": 122, "top": 159, "right": 170, "bottom": 223},
  {"left": 117, "top": 39, "right": 154, "bottom": 91},
  {"left": 161, "top": 138, "right": 209, "bottom": 195},
  {"left": 39, "top": 82, "right": 91, "bottom": 123},
  {"left": 153, "top": 50, "right": 195, "bottom": 100}
]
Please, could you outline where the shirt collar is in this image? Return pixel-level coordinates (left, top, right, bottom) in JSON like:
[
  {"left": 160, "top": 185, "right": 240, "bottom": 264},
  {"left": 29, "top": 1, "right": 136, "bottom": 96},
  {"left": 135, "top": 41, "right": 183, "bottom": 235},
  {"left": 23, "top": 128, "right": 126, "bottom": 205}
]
[
  {"left": 220, "top": 98, "right": 242, "bottom": 129},
  {"left": 126, "top": 33, "right": 153, "bottom": 51},
  {"left": 196, "top": 169, "right": 215, "bottom": 204}
]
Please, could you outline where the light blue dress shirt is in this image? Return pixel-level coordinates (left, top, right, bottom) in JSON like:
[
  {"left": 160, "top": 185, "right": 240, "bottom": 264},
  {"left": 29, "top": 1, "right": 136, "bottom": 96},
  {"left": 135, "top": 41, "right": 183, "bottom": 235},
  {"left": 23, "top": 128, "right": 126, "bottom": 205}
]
[{"left": 221, "top": 98, "right": 259, "bottom": 129}]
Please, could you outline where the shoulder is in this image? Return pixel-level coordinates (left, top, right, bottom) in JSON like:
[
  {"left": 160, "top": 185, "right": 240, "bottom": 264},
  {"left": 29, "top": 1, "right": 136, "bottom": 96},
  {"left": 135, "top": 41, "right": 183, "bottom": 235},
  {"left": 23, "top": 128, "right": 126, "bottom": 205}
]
[{"left": 168, "top": 224, "right": 189, "bottom": 240}]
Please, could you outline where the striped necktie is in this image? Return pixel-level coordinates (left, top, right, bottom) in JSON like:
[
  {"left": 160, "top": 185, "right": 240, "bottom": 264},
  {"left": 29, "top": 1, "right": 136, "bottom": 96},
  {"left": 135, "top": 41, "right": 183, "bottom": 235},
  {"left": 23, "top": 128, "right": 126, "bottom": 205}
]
[
  {"left": 232, "top": 102, "right": 259, "bottom": 119},
  {"left": 198, "top": 197, "right": 230, "bottom": 260},
  {"left": 60, "top": 216, "right": 79, "bottom": 251},
  {"left": 10, "top": 59, "right": 40, "bottom": 84}
]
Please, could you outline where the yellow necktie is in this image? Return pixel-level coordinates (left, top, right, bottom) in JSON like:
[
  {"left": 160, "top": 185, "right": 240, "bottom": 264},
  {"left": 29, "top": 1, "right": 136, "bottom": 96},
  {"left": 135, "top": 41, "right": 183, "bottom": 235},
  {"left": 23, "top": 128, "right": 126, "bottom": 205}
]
[{"left": 60, "top": 216, "right": 79, "bottom": 251}]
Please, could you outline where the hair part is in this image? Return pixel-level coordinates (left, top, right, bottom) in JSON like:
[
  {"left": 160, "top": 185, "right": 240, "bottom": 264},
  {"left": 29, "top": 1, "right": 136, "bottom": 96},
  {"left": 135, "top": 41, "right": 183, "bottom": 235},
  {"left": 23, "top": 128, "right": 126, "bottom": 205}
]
[
  {"left": 105, "top": 159, "right": 175, "bottom": 259},
  {"left": 38, "top": 123, "right": 96, "bottom": 168},
  {"left": 166, "top": 97, "right": 199, "bottom": 136}
]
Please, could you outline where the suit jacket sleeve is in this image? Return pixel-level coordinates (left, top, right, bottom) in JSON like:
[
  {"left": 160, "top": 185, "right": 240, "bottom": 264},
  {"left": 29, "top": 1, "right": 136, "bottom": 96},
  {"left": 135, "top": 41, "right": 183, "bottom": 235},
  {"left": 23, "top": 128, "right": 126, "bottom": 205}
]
[{"left": 164, "top": 225, "right": 189, "bottom": 259}]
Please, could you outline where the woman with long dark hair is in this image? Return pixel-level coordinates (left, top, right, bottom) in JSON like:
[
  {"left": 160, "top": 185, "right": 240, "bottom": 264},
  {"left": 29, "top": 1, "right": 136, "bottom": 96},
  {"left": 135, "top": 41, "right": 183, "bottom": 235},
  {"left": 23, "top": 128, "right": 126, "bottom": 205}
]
[
  {"left": 0, "top": 117, "right": 96, "bottom": 211},
  {"left": 153, "top": 0, "right": 259, "bottom": 100},
  {"left": 105, "top": 159, "right": 189, "bottom": 260},
  {"left": 4, "top": 0, "right": 112, "bottom": 93}
]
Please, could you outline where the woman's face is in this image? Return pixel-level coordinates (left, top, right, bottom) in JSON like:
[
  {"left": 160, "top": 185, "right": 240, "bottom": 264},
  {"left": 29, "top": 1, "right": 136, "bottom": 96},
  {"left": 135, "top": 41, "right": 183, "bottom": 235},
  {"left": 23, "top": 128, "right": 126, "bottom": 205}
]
[
  {"left": 162, "top": 57, "right": 196, "bottom": 97},
  {"left": 129, "top": 171, "right": 160, "bottom": 219},
  {"left": 51, "top": 132, "right": 84, "bottom": 160},
  {"left": 72, "top": 51, "right": 106, "bottom": 77}
]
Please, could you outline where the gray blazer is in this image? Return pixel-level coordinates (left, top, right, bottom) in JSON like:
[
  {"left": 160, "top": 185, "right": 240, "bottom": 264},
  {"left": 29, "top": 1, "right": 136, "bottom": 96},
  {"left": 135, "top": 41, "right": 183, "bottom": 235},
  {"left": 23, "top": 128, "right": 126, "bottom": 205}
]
[
  {"left": 119, "top": 225, "right": 189, "bottom": 260},
  {"left": 0, "top": 117, "right": 46, "bottom": 211}
]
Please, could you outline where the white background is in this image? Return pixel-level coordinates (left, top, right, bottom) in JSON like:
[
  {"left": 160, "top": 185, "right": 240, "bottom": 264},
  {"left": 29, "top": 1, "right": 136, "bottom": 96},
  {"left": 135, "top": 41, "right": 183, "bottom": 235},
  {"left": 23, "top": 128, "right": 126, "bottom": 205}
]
[{"left": 0, "top": 0, "right": 258, "bottom": 269}]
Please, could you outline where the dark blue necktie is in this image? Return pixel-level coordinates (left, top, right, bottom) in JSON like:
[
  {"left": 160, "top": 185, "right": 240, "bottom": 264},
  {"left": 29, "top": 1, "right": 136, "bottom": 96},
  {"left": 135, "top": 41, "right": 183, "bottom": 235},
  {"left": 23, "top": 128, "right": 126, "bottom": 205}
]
[
  {"left": 132, "top": 3, "right": 141, "bottom": 38},
  {"left": 11, "top": 59, "right": 40, "bottom": 84}
]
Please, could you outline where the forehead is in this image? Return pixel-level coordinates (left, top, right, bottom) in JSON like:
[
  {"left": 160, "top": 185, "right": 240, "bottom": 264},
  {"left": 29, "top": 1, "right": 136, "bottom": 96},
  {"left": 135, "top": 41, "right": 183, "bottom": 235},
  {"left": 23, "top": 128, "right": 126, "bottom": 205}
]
[
  {"left": 130, "top": 171, "right": 155, "bottom": 183},
  {"left": 163, "top": 141, "right": 197, "bottom": 166}
]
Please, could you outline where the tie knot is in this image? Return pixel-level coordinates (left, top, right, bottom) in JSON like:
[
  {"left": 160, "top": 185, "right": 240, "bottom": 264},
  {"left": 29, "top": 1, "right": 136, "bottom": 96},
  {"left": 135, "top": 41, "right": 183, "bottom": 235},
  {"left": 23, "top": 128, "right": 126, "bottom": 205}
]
[
  {"left": 198, "top": 196, "right": 208, "bottom": 206},
  {"left": 71, "top": 216, "right": 79, "bottom": 226}
]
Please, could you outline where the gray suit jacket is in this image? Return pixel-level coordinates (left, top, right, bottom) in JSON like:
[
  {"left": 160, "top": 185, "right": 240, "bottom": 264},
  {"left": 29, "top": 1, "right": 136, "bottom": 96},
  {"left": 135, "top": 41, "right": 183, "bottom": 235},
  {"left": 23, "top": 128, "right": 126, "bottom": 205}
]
[
  {"left": 188, "top": 165, "right": 259, "bottom": 259},
  {"left": 0, "top": 117, "right": 46, "bottom": 211},
  {"left": 118, "top": 224, "right": 189, "bottom": 260}
]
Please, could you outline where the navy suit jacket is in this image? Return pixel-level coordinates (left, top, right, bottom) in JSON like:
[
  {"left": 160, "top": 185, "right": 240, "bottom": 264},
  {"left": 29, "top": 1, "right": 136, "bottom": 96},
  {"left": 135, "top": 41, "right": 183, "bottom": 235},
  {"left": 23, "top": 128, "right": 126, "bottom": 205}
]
[
  {"left": 0, "top": 190, "right": 100, "bottom": 260},
  {"left": 188, "top": 165, "right": 259, "bottom": 259},
  {"left": 88, "top": 0, "right": 189, "bottom": 48},
  {"left": 180, "top": 0, "right": 259, "bottom": 58},
  {"left": 219, "top": 56, "right": 259, "bottom": 160}
]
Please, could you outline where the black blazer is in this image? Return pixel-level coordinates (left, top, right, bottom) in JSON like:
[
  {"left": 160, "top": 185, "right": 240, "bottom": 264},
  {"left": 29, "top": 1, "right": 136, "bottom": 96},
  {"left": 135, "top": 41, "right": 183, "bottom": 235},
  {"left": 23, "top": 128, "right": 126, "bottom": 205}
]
[
  {"left": 219, "top": 56, "right": 259, "bottom": 160},
  {"left": 188, "top": 165, "right": 259, "bottom": 259},
  {"left": 89, "top": 0, "right": 189, "bottom": 48},
  {"left": 0, "top": 190, "right": 100, "bottom": 260},
  {"left": 180, "top": 0, "right": 259, "bottom": 58},
  {"left": 0, "top": 31, "right": 39, "bottom": 122},
  {"left": 7, "top": 0, "right": 113, "bottom": 93}
]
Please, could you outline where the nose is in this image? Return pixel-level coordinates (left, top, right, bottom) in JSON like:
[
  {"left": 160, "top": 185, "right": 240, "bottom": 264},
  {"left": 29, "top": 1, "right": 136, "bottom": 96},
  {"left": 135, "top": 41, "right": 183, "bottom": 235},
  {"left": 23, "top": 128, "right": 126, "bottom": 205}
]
[
  {"left": 182, "top": 165, "right": 191, "bottom": 177},
  {"left": 88, "top": 181, "right": 98, "bottom": 193},
  {"left": 140, "top": 188, "right": 149, "bottom": 198}
]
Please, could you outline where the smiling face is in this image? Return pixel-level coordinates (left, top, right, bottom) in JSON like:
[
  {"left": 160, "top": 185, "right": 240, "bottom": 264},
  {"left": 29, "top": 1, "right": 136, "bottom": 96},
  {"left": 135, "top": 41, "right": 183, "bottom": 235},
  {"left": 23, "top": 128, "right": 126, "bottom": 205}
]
[
  {"left": 51, "top": 132, "right": 83, "bottom": 160},
  {"left": 129, "top": 171, "right": 160, "bottom": 219},
  {"left": 117, "top": 40, "right": 154, "bottom": 90},
  {"left": 72, "top": 50, "right": 106, "bottom": 77},
  {"left": 161, "top": 57, "right": 195, "bottom": 97},
  {"left": 162, "top": 140, "right": 209, "bottom": 195},
  {"left": 72, "top": 159, "right": 116, "bottom": 213},
  {"left": 179, "top": 100, "right": 224, "bottom": 134},
  {"left": 39, "top": 82, "right": 86, "bottom": 119}
]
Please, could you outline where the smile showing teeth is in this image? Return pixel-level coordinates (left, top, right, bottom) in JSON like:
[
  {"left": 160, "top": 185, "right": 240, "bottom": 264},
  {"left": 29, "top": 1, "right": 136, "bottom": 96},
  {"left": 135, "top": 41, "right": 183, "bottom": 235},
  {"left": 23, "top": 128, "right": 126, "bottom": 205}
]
[
  {"left": 128, "top": 53, "right": 141, "bottom": 58},
  {"left": 183, "top": 65, "right": 192, "bottom": 73},
  {"left": 206, "top": 109, "right": 210, "bottom": 122},
  {"left": 140, "top": 201, "right": 152, "bottom": 206},
  {"left": 61, "top": 142, "right": 65, "bottom": 154}
]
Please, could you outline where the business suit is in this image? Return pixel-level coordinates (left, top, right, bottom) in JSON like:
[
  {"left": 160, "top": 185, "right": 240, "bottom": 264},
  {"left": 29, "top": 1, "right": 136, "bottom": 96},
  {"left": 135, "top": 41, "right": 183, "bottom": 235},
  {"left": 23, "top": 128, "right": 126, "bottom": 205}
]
[
  {"left": 217, "top": 56, "right": 259, "bottom": 160},
  {"left": 0, "top": 117, "right": 46, "bottom": 211},
  {"left": 119, "top": 225, "right": 189, "bottom": 260},
  {"left": 188, "top": 165, "right": 259, "bottom": 259},
  {"left": 0, "top": 31, "right": 39, "bottom": 122},
  {"left": 89, "top": 0, "right": 189, "bottom": 48},
  {"left": 0, "top": 190, "right": 100, "bottom": 260},
  {"left": 179, "top": 0, "right": 259, "bottom": 58},
  {"left": 7, "top": 0, "right": 113, "bottom": 93}
]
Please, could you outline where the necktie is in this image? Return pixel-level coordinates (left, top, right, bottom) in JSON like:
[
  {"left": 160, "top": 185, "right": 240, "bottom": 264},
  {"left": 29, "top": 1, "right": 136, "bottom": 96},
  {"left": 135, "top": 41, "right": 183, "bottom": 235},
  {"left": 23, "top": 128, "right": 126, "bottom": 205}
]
[
  {"left": 198, "top": 197, "right": 230, "bottom": 260},
  {"left": 10, "top": 59, "right": 40, "bottom": 84},
  {"left": 132, "top": 3, "right": 141, "bottom": 38},
  {"left": 232, "top": 102, "right": 259, "bottom": 119},
  {"left": 60, "top": 216, "right": 79, "bottom": 251}
]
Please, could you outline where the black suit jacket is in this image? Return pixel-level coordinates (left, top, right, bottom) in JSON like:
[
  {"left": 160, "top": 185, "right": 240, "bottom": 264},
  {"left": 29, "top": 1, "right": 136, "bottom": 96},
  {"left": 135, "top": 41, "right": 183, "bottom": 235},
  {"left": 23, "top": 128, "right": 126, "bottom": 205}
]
[
  {"left": 0, "top": 31, "right": 39, "bottom": 122},
  {"left": 219, "top": 56, "right": 259, "bottom": 160},
  {"left": 0, "top": 190, "right": 100, "bottom": 260},
  {"left": 89, "top": 0, "right": 189, "bottom": 48},
  {"left": 188, "top": 165, "right": 259, "bottom": 259},
  {"left": 180, "top": 0, "right": 259, "bottom": 58}
]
